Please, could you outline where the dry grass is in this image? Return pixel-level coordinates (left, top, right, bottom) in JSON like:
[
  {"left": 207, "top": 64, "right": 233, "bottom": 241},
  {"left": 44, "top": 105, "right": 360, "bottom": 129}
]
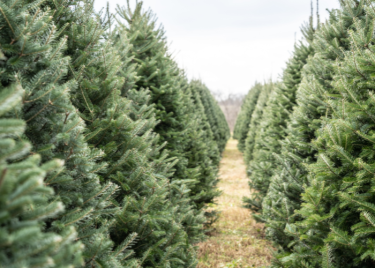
[{"left": 197, "top": 139, "right": 272, "bottom": 268}]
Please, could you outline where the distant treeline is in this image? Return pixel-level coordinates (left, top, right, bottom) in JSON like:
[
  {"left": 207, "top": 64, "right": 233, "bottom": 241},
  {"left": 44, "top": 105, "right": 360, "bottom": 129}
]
[{"left": 214, "top": 92, "right": 245, "bottom": 132}]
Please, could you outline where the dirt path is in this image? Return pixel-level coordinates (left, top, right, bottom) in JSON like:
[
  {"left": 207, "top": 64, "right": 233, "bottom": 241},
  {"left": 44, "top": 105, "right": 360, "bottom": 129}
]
[{"left": 197, "top": 139, "right": 272, "bottom": 268}]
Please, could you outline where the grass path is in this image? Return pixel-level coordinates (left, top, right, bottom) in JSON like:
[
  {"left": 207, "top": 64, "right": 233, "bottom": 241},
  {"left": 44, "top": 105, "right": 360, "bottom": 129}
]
[{"left": 197, "top": 139, "right": 272, "bottom": 268}]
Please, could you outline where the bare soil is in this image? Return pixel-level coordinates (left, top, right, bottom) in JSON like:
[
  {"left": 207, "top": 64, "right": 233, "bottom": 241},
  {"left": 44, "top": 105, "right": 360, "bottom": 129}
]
[{"left": 197, "top": 139, "right": 272, "bottom": 268}]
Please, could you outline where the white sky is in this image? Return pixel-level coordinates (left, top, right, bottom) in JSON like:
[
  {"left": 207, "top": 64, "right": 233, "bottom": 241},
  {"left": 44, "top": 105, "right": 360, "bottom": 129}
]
[{"left": 95, "top": 0, "right": 341, "bottom": 95}]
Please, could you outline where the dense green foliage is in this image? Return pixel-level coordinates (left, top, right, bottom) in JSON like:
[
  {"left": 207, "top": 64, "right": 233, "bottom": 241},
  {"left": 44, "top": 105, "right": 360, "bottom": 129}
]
[
  {"left": 185, "top": 80, "right": 221, "bottom": 219},
  {"left": 244, "top": 81, "right": 274, "bottom": 166},
  {"left": 54, "top": 2, "right": 200, "bottom": 266},
  {"left": 233, "top": 83, "right": 262, "bottom": 151},
  {"left": 244, "top": 22, "right": 314, "bottom": 213},
  {"left": 189, "top": 80, "right": 221, "bottom": 167},
  {"left": 193, "top": 81, "right": 230, "bottom": 153},
  {"left": 0, "top": 0, "right": 228, "bottom": 267},
  {"left": 265, "top": 4, "right": 361, "bottom": 267},
  {"left": 238, "top": 0, "right": 375, "bottom": 267},
  {"left": 0, "top": 1, "right": 121, "bottom": 266},
  {"left": 0, "top": 83, "right": 82, "bottom": 268},
  {"left": 116, "top": 2, "right": 223, "bottom": 224}
]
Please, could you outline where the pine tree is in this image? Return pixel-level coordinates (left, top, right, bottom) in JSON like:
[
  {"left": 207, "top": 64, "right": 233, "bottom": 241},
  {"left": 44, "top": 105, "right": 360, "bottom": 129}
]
[
  {"left": 0, "top": 0, "right": 227, "bottom": 266},
  {"left": 116, "top": 2, "right": 222, "bottom": 219},
  {"left": 118, "top": 86, "right": 204, "bottom": 266},
  {"left": 244, "top": 37, "right": 313, "bottom": 213},
  {"left": 244, "top": 13, "right": 315, "bottom": 214},
  {"left": 116, "top": 49, "right": 206, "bottom": 252},
  {"left": 0, "top": 0, "right": 123, "bottom": 266},
  {"left": 193, "top": 82, "right": 230, "bottom": 153},
  {"left": 0, "top": 83, "right": 82, "bottom": 268},
  {"left": 117, "top": 2, "right": 193, "bottom": 189},
  {"left": 51, "top": 1, "right": 208, "bottom": 265},
  {"left": 234, "top": 83, "right": 262, "bottom": 151},
  {"left": 259, "top": 2, "right": 362, "bottom": 266},
  {"left": 181, "top": 78, "right": 221, "bottom": 223},
  {"left": 243, "top": 81, "right": 274, "bottom": 166},
  {"left": 289, "top": 1, "right": 375, "bottom": 267},
  {"left": 189, "top": 80, "right": 221, "bottom": 167}
]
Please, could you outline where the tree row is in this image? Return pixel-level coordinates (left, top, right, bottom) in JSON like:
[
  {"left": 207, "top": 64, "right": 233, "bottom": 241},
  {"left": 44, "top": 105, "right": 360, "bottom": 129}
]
[
  {"left": 0, "top": 0, "right": 229, "bottom": 267},
  {"left": 234, "top": 1, "right": 375, "bottom": 267}
]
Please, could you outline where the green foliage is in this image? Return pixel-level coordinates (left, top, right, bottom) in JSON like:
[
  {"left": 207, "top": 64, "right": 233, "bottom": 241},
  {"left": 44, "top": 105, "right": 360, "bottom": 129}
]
[
  {"left": 49, "top": 1, "right": 207, "bottom": 266},
  {"left": 244, "top": 81, "right": 274, "bottom": 166},
  {"left": 292, "top": 2, "right": 375, "bottom": 267},
  {"left": 233, "top": 83, "right": 262, "bottom": 151},
  {"left": 189, "top": 80, "right": 221, "bottom": 167},
  {"left": 265, "top": 3, "right": 362, "bottom": 266},
  {"left": 0, "top": 83, "right": 82, "bottom": 267},
  {"left": 274, "top": 2, "right": 365, "bottom": 266},
  {"left": 0, "top": 0, "right": 233, "bottom": 266},
  {"left": 186, "top": 79, "right": 222, "bottom": 222},
  {"left": 116, "top": 2, "right": 223, "bottom": 223},
  {"left": 240, "top": 1, "right": 375, "bottom": 267},
  {"left": 244, "top": 38, "right": 313, "bottom": 213},
  {"left": 0, "top": 1, "right": 121, "bottom": 266},
  {"left": 193, "top": 81, "right": 230, "bottom": 153}
]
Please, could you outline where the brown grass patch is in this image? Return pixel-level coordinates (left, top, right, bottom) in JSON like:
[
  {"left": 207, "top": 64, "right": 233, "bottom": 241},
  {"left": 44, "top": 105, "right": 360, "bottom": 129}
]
[{"left": 197, "top": 139, "right": 272, "bottom": 268}]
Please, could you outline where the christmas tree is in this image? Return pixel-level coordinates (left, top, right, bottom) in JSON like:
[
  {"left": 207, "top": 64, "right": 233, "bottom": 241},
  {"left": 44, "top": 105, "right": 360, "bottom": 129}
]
[
  {"left": 234, "top": 83, "right": 262, "bottom": 151},
  {"left": 244, "top": 17, "right": 315, "bottom": 213},
  {"left": 0, "top": 0, "right": 123, "bottom": 266},
  {"left": 260, "top": 1, "right": 363, "bottom": 266},
  {"left": 116, "top": 2, "right": 224, "bottom": 219},
  {"left": 0, "top": 82, "right": 82, "bottom": 268},
  {"left": 47, "top": 1, "right": 207, "bottom": 266},
  {"left": 193, "top": 81, "right": 230, "bottom": 153},
  {"left": 189, "top": 80, "right": 221, "bottom": 167},
  {"left": 290, "top": 1, "right": 375, "bottom": 267},
  {"left": 244, "top": 81, "right": 274, "bottom": 166},
  {"left": 181, "top": 78, "right": 221, "bottom": 222}
]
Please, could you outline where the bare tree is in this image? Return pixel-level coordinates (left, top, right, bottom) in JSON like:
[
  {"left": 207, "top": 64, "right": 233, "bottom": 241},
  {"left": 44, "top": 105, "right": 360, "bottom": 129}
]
[{"left": 211, "top": 91, "right": 245, "bottom": 132}]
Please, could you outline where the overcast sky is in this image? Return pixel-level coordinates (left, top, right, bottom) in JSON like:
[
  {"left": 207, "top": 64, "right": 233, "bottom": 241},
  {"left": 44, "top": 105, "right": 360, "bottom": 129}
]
[{"left": 95, "top": 0, "right": 341, "bottom": 95}]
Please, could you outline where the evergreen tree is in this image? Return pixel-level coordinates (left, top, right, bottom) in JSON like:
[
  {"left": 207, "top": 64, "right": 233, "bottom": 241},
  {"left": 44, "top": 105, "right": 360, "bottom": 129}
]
[
  {"left": 115, "top": 44, "right": 206, "bottom": 251},
  {"left": 181, "top": 78, "right": 221, "bottom": 223},
  {"left": 117, "top": 2, "right": 193, "bottom": 190},
  {"left": 259, "top": 2, "right": 362, "bottom": 266},
  {"left": 286, "top": 1, "right": 375, "bottom": 267},
  {"left": 194, "top": 82, "right": 230, "bottom": 153},
  {"left": 0, "top": 83, "right": 82, "bottom": 268},
  {"left": 116, "top": 2, "right": 222, "bottom": 218},
  {"left": 189, "top": 80, "right": 221, "bottom": 167},
  {"left": 115, "top": 85, "right": 204, "bottom": 267},
  {"left": 244, "top": 21, "right": 314, "bottom": 213},
  {"left": 0, "top": 0, "right": 122, "bottom": 266},
  {"left": 234, "top": 83, "right": 262, "bottom": 151},
  {"left": 243, "top": 81, "right": 274, "bottom": 166},
  {"left": 43, "top": 1, "right": 205, "bottom": 266},
  {"left": 0, "top": 0, "right": 231, "bottom": 266}
]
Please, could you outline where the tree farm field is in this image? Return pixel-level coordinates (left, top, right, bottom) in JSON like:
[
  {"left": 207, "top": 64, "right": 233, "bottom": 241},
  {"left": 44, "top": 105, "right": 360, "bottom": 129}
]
[{"left": 197, "top": 139, "right": 272, "bottom": 268}]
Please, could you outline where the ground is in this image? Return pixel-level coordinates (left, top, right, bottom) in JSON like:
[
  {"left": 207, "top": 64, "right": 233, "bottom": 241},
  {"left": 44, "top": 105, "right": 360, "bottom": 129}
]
[{"left": 197, "top": 139, "right": 272, "bottom": 268}]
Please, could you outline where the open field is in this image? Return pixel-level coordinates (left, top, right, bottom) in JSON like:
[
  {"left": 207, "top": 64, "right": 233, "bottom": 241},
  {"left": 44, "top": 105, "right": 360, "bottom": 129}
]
[{"left": 197, "top": 139, "right": 272, "bottom": 268}]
